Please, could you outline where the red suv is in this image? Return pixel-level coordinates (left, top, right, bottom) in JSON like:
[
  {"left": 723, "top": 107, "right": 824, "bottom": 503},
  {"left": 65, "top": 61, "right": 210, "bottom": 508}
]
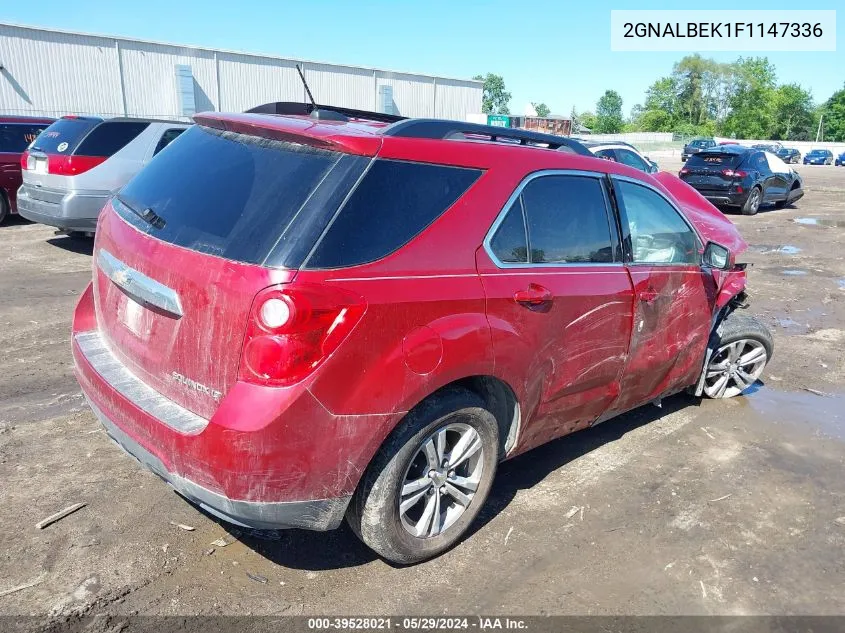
[
  {"left": 0, "top": 115, "right": 54, "bottom": 223},
  {"left": 72, "top": 104, "right": 772, "bottom": 563}
]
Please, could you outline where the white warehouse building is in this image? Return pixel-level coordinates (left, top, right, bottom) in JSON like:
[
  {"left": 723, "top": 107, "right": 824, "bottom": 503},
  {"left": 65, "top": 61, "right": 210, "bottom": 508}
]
[{"left": 0, "top": 23, "right": 482, "bottom": 122}]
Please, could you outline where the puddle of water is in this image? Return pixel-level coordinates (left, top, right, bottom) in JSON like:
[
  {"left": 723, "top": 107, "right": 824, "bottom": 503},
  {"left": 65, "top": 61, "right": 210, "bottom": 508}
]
[
  {"left": 749, "top": 244, "right": 802, "bottom": 255},
  {"left": 782, "top": 269, "right": 808, "bottom": 276},
  {"left": 839, "top": 279, "right": 845, "bottom": 290},
  {"left": 792, "top": 217, "right": 845, "bottom": 228},
  {"left": 775, "top": 317, "right": 808, "bottom": 334},
  {"left": 746, "top": 389, "right": 845, "bottom": 441}
]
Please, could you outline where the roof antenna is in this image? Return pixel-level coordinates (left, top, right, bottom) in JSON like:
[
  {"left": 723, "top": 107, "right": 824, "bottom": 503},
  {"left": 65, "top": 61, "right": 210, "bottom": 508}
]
[{"left": 296, "top": 64, "right": 317, "bottom": 110}]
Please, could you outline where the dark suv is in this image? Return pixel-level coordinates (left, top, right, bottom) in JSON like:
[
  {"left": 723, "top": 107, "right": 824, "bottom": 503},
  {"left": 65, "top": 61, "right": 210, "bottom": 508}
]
[
  {"left": 681, "top": 137, "right": 716, "bottom": 161},
  {"left": 72, "top": 103, "right": 772, "bottom": 563},
  {"left": 0, "top": 115, "right": 53, "bottom": 223},
  {"left": 680, "top": 145, "right": 803, "bottom": 215}
]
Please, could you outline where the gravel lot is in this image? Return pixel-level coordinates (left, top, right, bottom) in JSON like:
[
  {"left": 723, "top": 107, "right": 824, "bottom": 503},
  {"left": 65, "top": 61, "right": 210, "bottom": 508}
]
[{"left": 1, "top": 159, "right": 844, "bottom": 627}]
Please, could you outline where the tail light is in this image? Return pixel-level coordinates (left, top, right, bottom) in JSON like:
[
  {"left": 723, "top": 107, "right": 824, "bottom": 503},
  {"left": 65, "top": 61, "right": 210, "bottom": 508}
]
[
  {"left": 20, "top": 150, "right": 30, "bottom": 170},
  {"left": 679, "top": 167, "right": 690, "bottom": 176},
  {"left": 48, "top": 155, "right": 108, "bottom": 175},
  {"left": 721, "top": 169, "right": 747, "bottom": 178},
  {"left": 238, "top": 283, "right": 366, "bottom": 387}
]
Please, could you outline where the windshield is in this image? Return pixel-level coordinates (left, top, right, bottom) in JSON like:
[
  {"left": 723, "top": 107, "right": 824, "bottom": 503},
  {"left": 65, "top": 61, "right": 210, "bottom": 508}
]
[
  {"left": 30, "top": 118, "right": 100, "bottom": 154},
  {"left": 116, "top": 125, "right": 362, "bottom": 266},
  {"left": 689, "top": 140, "right": 711, "bottom": 148},
  {"left": 808, "top": 150, "right": 826, "bottom": 156},
  {"left": 685, "top": 152, "right": 742, "bottom": 169}
]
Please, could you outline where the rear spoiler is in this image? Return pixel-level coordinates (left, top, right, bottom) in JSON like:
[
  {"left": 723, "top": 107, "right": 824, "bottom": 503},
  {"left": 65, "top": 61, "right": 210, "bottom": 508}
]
[
  {"left": 193, "top": 112, "right": 382, "bottom": 157},
  {"left": 246, "top": 101, "right": 406, "bottom": 124}
]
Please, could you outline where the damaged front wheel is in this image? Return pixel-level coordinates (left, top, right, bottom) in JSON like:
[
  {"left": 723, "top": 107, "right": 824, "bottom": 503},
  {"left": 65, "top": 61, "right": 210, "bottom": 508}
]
[{"left": 703, "top": 314, "right": 774, "bottom": 398}]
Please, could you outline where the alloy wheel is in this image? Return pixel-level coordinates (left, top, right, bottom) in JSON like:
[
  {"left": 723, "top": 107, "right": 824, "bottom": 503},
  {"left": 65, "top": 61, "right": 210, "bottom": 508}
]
[
  {"left": 399, "top": 422, "right": 484, "bottom": 538},
  {"left": 703, "top": 339, "right": 768, "bottom": 398}
]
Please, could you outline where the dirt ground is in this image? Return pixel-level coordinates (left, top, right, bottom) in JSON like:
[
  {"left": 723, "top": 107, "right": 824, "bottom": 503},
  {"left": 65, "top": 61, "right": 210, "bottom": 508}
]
[{"left": 1, "top": 159, "right": 844, "bottom": 627}]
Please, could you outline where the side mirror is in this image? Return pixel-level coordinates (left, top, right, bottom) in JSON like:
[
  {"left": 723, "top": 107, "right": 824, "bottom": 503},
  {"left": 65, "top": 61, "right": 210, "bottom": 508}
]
[{"left": 703, "top": 241, "right": 730, "bottom": 270}]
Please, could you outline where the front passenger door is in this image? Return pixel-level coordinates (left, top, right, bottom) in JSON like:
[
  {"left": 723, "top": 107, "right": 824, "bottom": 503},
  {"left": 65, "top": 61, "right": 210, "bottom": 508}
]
[{"left": 607, "top": 178, "right": 715, "bottom": 416}]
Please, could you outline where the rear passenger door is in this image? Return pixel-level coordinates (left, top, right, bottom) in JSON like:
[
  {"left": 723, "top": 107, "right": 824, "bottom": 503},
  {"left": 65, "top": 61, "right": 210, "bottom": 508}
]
[
  {"left": 606, "top": 177, "right": 714, "bottom": 416},
  {"left": 476, "top": 171, "right": 635, "bottom": 451}
]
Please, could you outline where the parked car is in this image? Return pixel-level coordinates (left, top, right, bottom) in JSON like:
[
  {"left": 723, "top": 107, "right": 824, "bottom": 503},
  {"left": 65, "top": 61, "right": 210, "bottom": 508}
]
[
  {"left": 0, "top": 115, "right": 54, "bottom": 224},
  {"left": 679, "top": 145, "right": 804, "bottom": 215},
  {"left": 681, "top": 137, "right": 716, "bottom": 161},
  {"left": 18, "top": 116, "right": 189, "bottom": 233},
  {"left": 72, "top": 103, "right": 772, "bottom": 564},
  {"left": 752, "top": 143, "right": 782, "bottom": 153},
  {"left": 836, "top": 151, "right": 845, "bottom": 166},
  {"left": 580, "top": 140, "right": 658, "bottom": 173},
  {"left": 776, "top": 147, "right": 801, "bottom": 164},
  {"left": 803, "top": 149, "right": 834, "bottom": 165}
]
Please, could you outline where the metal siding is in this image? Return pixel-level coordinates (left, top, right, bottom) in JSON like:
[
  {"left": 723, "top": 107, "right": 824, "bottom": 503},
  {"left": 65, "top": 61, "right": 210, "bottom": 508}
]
[
  {"left": 0, "top": 24, "right": 483, "bottom": 122},
  {"left": 0, "top": 25, "right": 123, "bottom": 117},
  {"left": 119, "top": 42, "right": 217, "bottom": 118},
  {"left": 216, "top": 53, "right": 303, "bottom": 112},
  {"left": 375, "top": 72, "right": 435, "bottom": 118}
]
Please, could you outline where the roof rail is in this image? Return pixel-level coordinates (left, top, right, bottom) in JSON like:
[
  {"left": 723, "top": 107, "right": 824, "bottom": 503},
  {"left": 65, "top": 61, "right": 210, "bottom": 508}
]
[
  {"left": 380, "top": 119, "right": 592, "bottom": 156},
  {"left": 246, "top": 101, "right": 406, "bottom": 124}
]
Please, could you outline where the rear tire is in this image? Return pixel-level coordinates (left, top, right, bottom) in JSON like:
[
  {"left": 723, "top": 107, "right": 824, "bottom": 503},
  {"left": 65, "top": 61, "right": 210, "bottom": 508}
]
[
  {"left": 702, "top": 314, "right": 773, "bottom": 399},
  {"left": 741, "top": 187, "right": 762, "bottom": 216},
  {"left": 0, "top": 195, "right": 8, "bottom": 225},
  {"left": 347, "top": 388, "right": 499, "bottom": 564}
]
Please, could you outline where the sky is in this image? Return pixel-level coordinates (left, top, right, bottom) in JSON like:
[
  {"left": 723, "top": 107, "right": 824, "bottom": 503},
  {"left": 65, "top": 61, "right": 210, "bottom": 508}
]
[{"left": 2, "top": 0, "right": 842, "bottom": 116}]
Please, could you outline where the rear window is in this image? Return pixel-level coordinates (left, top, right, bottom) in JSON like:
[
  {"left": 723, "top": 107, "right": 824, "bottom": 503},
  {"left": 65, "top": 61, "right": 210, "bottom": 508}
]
[
  {"left": 686, "top": 152, "right": 742, "bottom": 169},
  {"left": 0, "top": 123, "right": 51, "bottom": 153},
  {"left": 31, "top": 118, "right": 99, "bottom": 154},
  {"left": 75, "top": 121, "right": 149, "bottom": 157},
  {"left": 116, "top": 125, "right": 355, "bottom": 266},
  {"left": 689, "top": 139, "right": 713, "bottom": 148},
  {"left": 305, "top": 160, "right": 482, "bottom": 269}
]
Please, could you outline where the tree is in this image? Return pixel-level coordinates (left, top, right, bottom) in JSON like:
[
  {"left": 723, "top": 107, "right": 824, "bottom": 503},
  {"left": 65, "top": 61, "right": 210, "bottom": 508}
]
[
  {"left": 473, "top": 73, "right": 511, "bottom": 114},
  {"left": 771, "top": 84, "right": 814, "bottom": 140},
  {"left": 531, "top": 102, "right": 550, "bottom": 117},
  {"left": 820, "top": 83, "right": 845, "bottom": 141},
  {"left": 722, "top": 57, "right": 777, "bottom": 139},
  {"left": 595, "top": 90, "right": 624, "bottom": 133}
]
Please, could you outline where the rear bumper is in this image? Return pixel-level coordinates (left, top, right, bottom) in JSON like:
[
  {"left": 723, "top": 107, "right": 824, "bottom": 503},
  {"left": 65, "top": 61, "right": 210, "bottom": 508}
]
[
  {"left": 16, "top": 184, "right": 107, "bottom": 230},
  {"left": 71, "top": 284, "right": 396, "bottom": 531},
  {"left": 85, "top": 396, "right": 350, "bottom": 530},
  {"left": 700, "top": 191, "right": 747, "bottom": 207}
]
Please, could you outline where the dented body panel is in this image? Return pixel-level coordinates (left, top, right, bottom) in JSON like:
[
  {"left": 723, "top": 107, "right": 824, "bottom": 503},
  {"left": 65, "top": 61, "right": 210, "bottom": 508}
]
[{"left": 72, "top": 113, "right": 755, "bottom": 532}]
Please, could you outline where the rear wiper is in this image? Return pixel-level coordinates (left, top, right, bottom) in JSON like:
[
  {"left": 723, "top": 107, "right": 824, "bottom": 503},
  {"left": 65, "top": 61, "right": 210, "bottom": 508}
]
[{"left": 116, "top": 195, "right": 166, "bottom": 230}]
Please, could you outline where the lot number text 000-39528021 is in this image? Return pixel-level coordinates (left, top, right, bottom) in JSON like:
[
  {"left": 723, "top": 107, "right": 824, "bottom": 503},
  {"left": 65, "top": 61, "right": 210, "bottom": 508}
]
[{"left": 610, "top": 10, "right": 836, "bottom": 52}]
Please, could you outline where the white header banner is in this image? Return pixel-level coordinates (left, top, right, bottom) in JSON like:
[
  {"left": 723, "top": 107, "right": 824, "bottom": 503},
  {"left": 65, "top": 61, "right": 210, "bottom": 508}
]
[{"left": 611, "top": 10, "right": 836, "bottom": 52}]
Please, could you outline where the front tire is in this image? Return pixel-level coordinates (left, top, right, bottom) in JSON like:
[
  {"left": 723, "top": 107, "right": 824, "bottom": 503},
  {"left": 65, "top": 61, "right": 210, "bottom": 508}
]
[
  {"left": 347, "top": 388, "right": 499, "bottom": 564},
  {"left": 702, "top": 314, "right": 773, "bottom": 399},
  {"left": 741, "top": 186, "right": 762, "bottom": 215}
]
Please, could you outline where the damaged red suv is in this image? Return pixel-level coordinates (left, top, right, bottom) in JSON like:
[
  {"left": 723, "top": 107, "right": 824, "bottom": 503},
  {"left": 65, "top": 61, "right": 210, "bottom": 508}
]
[{"left": 72, "top": 103, "right": 772, "bottom": 563}]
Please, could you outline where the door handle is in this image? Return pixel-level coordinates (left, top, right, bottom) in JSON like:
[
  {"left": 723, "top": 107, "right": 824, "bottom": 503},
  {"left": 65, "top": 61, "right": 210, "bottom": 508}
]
[
  {"left": 513, "top": 283, "right": 553, "bottom": 306},
  {"left": 637, "top": 287, "right": 659, "bottom": 304}
]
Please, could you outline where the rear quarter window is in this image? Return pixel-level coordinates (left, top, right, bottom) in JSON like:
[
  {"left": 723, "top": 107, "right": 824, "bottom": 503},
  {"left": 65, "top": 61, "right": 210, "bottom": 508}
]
[
  {"left": 305, "top": 160, "right": 482, "bottom": 269},
  {"left": 75, "top": 121, "right": 150, "bottom": 157}
]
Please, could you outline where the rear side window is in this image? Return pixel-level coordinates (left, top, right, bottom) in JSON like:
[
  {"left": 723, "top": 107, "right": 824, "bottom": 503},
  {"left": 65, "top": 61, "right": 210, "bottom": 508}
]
[
  {"left": 489, "top": 198, "right": 528, "bottom": 263},
  {"left": 154, "top": 128, "right": 186, "bottom": 156},
  {"left": 305, "top": 160, "right": 482, "bottom": 269},
  {"left": 521, "top": 175, "right": 615, "bottom": 264},
  {"left": 686, "top": 153, "right": 742, "bottom": 169},
  {"left": 116, "top": 125, "right": 353, "bottom": 265},
  {"left": 75, "top": 121, "right": 149, "bottom": 157},
  {"left": 0, "top": 123, "right": 51, "bottom": 153},
  {"left": 30, "top": 118, "right": 99, "bottom": 154}
]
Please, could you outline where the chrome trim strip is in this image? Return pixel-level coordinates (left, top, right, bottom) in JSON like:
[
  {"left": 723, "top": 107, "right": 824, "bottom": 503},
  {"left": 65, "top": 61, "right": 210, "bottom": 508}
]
[
  {"left": 76, "top": 331, "right": 208, "bottom": 435},
  {"left": 97, "top": 249, "right": 183, "bottom": 319},
  {"left": 482, "top": 169, "right": 625, "bottom": 270}
]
